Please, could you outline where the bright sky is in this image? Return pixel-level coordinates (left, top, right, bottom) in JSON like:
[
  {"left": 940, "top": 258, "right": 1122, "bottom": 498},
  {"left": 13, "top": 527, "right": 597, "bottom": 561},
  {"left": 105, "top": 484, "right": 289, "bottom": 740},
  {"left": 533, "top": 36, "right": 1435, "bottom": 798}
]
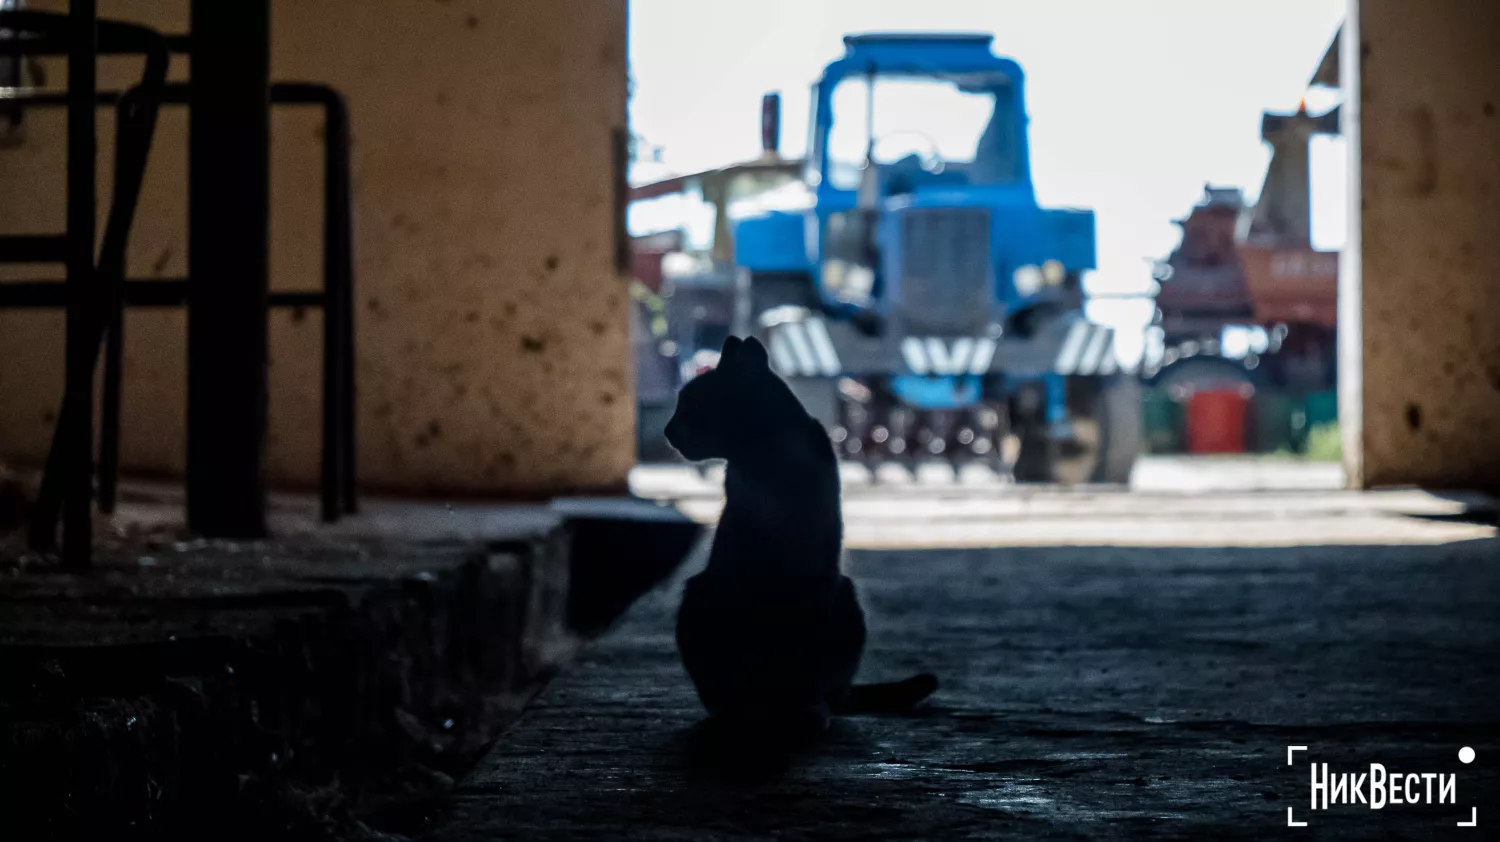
[{"left": 628, "top": 0, "right": 1347, "bottom": 362}]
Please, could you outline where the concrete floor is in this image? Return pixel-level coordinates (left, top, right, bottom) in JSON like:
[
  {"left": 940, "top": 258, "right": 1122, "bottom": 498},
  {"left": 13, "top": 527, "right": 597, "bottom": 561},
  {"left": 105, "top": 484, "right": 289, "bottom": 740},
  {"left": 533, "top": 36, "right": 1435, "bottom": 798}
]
[
  {"left": 631, "top": 456, "right": 1495, "bottom": 549},
  {"left": 426, "top": 460, "right": 1499, "bottom": 840}
]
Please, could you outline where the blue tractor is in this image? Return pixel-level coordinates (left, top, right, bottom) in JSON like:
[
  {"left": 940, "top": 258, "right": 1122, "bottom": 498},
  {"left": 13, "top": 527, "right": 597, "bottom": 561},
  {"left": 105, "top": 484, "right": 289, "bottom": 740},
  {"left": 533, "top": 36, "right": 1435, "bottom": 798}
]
[{"left": 730, "top": 33, "right": 1140, "bottom": 483}]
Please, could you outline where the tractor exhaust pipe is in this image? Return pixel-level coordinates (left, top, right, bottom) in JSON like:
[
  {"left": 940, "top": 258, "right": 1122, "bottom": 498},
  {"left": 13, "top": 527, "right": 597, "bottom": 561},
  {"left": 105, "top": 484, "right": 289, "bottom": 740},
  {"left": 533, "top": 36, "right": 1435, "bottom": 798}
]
[{"left": 760, "top": 92, "right": 781, "bottom": 157}]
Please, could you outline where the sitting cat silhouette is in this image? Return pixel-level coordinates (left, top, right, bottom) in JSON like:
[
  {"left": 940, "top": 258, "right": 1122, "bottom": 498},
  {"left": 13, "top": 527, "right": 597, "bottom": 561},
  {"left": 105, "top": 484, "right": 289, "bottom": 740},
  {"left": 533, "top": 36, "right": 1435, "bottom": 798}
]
[{"left": 666, "top": 335, "right": 937, "bottom": 735}]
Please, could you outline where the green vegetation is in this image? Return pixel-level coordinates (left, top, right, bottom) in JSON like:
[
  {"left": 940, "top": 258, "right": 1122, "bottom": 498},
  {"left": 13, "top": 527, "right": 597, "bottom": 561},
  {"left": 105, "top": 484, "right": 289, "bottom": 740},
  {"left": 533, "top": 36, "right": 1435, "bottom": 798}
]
[
  {"left": 1271, "top": 421, "right": 1341, "bottom": 462},
  {"left": 1302, "top": 422, "right": 1343, "bottom": 462}
]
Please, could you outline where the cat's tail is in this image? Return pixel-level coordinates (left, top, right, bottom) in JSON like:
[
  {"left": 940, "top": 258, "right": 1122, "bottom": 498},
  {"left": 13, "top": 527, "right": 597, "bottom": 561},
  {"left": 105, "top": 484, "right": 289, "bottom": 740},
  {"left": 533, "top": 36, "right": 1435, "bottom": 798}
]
[{"left": 833, "top": 673, "right": 938, "bottom": 715}]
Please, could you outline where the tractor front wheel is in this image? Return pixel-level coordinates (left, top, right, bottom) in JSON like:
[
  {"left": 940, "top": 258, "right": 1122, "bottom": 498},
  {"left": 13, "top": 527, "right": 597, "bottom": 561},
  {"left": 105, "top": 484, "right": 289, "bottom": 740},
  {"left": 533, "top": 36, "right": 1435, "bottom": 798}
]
[{"left": 1013, "top": 374, "right": 1141, "bottom": 486}]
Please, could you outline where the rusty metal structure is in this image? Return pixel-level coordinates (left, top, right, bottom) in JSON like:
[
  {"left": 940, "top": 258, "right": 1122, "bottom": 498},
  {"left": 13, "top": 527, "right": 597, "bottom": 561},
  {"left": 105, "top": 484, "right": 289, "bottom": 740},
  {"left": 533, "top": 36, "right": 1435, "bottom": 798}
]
[
  {"left": 1148, "top": 33, "right": 1341, "bottom": 399},
  {"left": 627, "top": 158, "right": 804, "bottom": 368}
]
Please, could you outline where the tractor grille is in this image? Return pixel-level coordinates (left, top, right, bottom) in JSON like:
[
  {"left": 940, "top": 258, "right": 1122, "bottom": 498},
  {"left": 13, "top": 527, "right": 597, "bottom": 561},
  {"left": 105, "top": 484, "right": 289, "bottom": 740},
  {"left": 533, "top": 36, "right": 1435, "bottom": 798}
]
[{"left": 897, "top": 208, "right": 993, "bottom": 335}]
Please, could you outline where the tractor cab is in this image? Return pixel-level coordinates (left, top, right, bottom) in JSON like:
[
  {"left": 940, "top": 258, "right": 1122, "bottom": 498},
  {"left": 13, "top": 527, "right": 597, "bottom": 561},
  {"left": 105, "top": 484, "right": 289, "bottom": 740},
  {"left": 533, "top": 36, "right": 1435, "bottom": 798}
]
[
  {"left": 722, "top": 33, "right": 1138, "bottom": 484},
  {"left": 791, "top": 34, "right": 1093, "bottom": 327}
]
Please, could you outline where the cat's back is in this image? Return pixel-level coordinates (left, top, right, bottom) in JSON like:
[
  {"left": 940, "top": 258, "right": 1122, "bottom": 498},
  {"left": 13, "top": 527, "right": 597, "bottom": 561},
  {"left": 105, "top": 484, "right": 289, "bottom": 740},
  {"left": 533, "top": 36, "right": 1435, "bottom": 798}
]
[
  {"left": 676, "top": 565, "right": 865, "bottom": 715},
  {"left": 715, "top": 412, "right": 842, "bottom": 554}
]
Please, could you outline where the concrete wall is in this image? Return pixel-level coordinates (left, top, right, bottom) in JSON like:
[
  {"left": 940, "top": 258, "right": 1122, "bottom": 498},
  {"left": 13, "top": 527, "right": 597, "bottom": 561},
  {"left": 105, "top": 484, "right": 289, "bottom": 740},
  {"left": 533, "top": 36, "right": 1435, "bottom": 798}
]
[
  {"left": 1350, "top": 1, "right": 1500, "bottom": 489},
  {"left": 0, "top": 0, "right": 634, "bottom": 496}
]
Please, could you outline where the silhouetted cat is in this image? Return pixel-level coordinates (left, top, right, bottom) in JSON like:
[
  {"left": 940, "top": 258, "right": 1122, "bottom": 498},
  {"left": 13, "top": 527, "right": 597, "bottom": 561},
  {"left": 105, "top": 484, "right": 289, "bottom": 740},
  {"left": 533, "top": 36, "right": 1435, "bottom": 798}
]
[{"left": 666, "top": 335, "right": 937, "bottom": 736}]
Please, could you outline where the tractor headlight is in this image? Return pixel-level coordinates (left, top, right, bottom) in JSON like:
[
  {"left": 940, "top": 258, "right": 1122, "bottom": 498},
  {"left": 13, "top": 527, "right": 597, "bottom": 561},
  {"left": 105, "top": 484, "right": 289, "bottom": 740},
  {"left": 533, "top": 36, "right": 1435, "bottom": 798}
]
[
  {"left": 823, "top": 259, "right": 874, "bottom": 305},
  {"left": 822, "top": 259, "right": 847, "bottom": 293},
  {"left": 1012, "top": 264, "right": 1044, "bottom": 297},
  {"left": 1042, "top": 260, "right": 1066, "bottom": 286},
  {"left": 845, "top": 265, "right": 875, "bottom": 299}
]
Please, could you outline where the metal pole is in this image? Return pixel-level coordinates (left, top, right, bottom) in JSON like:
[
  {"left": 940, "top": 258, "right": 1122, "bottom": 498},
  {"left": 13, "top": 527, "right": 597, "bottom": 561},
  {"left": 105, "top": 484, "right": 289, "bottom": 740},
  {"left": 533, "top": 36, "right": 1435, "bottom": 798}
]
[
  {"left": 325, "top": 93, "right": 358, "bottom": 515},
  {"left": 187, "top": 0, "right": 270, "bottom": 537},
  {"left": 62, "top": 0, "right": 97, "bottom": 568},
  {"left": 98, "top": 303, "right": 121, "bottom": 513},
  {"left": 319, "top": 94, "right": 339, "bottom": 523}
]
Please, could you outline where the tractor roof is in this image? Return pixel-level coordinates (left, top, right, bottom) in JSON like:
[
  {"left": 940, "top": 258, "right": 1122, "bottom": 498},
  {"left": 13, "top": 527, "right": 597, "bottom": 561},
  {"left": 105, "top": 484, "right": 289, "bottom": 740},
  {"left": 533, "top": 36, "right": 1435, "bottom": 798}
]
[
  {"left": 825, "top": 32, "right": 1022, "bottom": 86},
  {"left": 843, "top": 32, "right": 994, "bottom": 48}
]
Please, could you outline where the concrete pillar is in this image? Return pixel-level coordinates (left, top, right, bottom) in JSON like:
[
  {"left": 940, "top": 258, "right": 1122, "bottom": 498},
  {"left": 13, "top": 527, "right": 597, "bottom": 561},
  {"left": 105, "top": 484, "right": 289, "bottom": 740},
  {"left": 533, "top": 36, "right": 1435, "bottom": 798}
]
[
  {"left": 1345, "top": 0, "right": 1500, "bottom": 490},
  {"left": 0, "top": 0, "right": 634, "bottom": 497}
]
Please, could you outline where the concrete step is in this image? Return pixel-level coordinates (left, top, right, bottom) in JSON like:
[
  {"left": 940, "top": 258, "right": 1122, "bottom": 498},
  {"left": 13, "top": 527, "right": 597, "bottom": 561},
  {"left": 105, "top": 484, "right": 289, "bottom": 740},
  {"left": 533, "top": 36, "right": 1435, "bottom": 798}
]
[{"left": 0, "top": 493, "right": 700, "bottom": 840}]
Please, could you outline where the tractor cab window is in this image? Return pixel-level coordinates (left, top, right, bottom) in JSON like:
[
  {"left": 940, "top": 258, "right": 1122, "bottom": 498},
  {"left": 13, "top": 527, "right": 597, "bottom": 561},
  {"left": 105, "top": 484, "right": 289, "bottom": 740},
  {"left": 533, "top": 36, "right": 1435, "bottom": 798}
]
[
  {"left": 804, "top": 85, "right": 822, "bottom": 186},
  {"left": 825, "top": 71, "right": 1019, "bottom": 191}
]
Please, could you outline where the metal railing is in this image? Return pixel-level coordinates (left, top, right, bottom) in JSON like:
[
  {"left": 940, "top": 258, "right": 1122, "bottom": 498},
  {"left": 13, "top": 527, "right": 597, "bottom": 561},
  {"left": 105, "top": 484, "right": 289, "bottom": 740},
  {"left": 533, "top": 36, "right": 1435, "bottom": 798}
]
[{"left": 0, "top": 11, "right": 357, "bottom": 566}]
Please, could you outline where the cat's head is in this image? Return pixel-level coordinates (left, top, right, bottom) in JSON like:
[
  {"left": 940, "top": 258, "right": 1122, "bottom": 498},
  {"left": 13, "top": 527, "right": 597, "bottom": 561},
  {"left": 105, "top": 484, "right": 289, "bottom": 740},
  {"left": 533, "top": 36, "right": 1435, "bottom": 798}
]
[{"left": 664, "top": 335, "right": 782, "bottom": 462}]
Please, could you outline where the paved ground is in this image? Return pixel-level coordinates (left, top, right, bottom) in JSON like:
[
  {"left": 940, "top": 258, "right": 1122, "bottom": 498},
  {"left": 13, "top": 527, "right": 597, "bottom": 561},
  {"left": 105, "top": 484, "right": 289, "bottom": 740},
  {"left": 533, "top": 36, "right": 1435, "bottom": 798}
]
[
  {"left": 630, "top": 457, "right": 1495, "bottom": 549},
  {"left": 426, "top": 461, "right": 1499, "bottom": 840}
]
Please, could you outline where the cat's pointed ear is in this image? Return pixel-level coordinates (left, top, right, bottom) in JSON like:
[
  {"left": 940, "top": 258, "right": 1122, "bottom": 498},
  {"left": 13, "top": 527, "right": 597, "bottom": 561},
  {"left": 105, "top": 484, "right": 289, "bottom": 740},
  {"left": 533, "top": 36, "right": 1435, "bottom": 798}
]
[
  {"left": 741, "top": 335, "right": 769, "bottom": 369},
  {"left": 720, "top": 335, "right": 744, "bottom": 361}
]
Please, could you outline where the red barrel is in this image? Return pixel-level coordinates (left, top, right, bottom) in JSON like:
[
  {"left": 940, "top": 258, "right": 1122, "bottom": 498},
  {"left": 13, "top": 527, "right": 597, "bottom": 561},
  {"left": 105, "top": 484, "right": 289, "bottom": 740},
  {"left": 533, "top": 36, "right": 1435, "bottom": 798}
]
[{"left": 1186, "top": 389, "right": 1249, "bottom": 454}]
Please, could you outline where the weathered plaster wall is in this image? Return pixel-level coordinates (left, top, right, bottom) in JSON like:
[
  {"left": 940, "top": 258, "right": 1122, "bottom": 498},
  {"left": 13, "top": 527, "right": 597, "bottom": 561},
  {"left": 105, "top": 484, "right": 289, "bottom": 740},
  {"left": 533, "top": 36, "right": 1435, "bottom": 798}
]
[
  {"left": 0, "top": 0, "right": 633, "bottom": 496},
  {"left": 1355, "top": 1, "right": 1500, "bottom": 489}
]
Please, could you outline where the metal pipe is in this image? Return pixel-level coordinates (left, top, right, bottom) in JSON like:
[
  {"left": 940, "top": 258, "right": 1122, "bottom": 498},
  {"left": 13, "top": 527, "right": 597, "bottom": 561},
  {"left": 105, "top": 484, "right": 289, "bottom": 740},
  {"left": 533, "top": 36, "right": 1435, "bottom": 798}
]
[
  {"left": 0, "top": 281, "right": 329, "bottom": 310},
  {"left": 273, "top": 83, "right": 345, "bottom": 519},
  {"left": 1, "top": 11, "right": 172, "bottom": 555},
  {"left": 98, "top": 297, "right": 122, "bottom": 513},
  {"left": 330, "top": 94, "right": 357, "bottom": 515},
  {"left": 20, "top": 17, "right": 169, "bottom": 552},
  {"left": 260, "top": 82, "right": 356, "bottom": 521},
  {"left": 60, "top": 0, "right": 98, "bottom": 568},
  {"left": 0, "top": 234, "right": 69, "bottom": 261},
  {"left": 4, "top": 72, "right": 355, "bottom": 525}
]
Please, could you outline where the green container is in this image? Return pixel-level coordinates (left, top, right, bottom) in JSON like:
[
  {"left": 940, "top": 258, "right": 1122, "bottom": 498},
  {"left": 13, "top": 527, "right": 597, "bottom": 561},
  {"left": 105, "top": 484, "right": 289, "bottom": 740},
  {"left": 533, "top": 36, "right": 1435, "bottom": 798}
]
[
  {"left": 1142, "top": 388, "right": 1185, "bottom": 454},
  {"left": 1251, "top": 391, "right": 1298, "bottom": 454},
  {"left": 1304, "top": 391, "right": 1339, "bottom": 429}
]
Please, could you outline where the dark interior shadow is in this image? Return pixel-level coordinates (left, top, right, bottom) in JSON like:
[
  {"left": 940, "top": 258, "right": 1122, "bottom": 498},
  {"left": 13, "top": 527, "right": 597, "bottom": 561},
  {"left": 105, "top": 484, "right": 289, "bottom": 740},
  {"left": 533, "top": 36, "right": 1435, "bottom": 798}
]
[{"left": 561, "top": 503, "right": 703, "bottom": 636}]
